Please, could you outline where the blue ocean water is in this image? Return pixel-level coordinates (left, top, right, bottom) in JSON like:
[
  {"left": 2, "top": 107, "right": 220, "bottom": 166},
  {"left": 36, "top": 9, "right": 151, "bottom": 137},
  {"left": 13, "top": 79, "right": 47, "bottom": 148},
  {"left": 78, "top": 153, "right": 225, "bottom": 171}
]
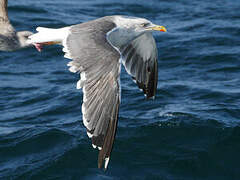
[{"left": 1, "top": 0, "right": 240, "bottom": 179}]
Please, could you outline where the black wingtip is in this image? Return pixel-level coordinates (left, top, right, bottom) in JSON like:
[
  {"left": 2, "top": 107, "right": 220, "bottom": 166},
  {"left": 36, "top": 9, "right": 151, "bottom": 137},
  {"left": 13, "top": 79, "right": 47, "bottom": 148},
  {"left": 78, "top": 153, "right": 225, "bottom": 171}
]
[
  {"left": 146, "top": 58, "right": 158, "bottom": 99},
  {"left": 133, "top": 57, "right": 158, "bottom": 99},
  {"left": 135, "top": 80, "right": 157, "bottom": 100},
  {"left": 97, "top": 99, "right": 119, "bottom": 171}
]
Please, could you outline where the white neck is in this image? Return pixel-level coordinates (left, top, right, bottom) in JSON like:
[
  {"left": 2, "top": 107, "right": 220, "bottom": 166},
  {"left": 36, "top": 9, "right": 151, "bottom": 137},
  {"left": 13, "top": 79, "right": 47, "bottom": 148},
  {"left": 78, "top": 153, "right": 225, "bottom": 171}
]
[{"left": 107, "top": 16, "right": 145, "bottom": 50}]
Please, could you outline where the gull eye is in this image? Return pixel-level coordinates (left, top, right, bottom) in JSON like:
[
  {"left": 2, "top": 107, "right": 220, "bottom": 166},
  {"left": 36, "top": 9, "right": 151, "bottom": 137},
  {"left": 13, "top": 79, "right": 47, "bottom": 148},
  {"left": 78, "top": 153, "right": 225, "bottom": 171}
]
[{"left": 140, "top": 23, "right": 150, "bottom": 27}]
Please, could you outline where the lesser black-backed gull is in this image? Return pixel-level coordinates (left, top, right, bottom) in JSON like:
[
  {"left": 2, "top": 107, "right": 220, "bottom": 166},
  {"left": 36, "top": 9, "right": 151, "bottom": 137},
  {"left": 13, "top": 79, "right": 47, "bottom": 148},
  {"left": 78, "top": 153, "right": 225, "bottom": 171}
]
[
  {"left": 0, "top": 0, "right": 32, "bottom": 51},
  {"left": 28, "top": 15, "right": 167, "bottom": 170}
]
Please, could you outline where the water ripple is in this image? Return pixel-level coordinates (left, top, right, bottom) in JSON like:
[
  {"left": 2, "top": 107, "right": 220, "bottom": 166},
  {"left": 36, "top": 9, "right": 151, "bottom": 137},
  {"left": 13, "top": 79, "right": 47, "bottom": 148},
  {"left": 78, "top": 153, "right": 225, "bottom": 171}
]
[{"left": 1, "top": 0, "right": 240, "bottom": 179}]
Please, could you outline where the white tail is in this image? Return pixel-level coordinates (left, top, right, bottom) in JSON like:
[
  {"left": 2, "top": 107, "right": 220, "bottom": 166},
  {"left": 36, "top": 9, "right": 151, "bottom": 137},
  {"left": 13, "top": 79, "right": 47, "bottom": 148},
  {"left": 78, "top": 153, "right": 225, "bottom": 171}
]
[{"left": 28, "top": 27, "right": 70, "bottom": 44}]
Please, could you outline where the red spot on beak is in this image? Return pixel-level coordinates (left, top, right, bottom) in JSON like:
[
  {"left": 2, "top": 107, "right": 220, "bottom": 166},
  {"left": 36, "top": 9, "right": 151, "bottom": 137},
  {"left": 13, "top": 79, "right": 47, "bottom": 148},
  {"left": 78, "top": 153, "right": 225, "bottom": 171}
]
[{"left": 34, "top": 43, "right": 43, "bottom": 52}]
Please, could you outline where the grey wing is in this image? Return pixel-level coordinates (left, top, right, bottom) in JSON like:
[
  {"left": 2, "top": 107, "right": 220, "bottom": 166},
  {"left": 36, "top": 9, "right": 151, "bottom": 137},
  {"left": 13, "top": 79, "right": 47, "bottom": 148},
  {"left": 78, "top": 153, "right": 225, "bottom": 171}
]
[
  {"left": 0, "top": 33, "right": 18, "bottom": 51},
  {"left": 121, "top": 32, "right": 158, "bottom": 99},
  {"left": 63, "top": 22, "right": 120, "bottom": 170},
  {"left": 0, "top": 0, "right": 16, "bottom": 37},
  {"left": 0, "top": 0, "right": 8, "bottom": 20}
]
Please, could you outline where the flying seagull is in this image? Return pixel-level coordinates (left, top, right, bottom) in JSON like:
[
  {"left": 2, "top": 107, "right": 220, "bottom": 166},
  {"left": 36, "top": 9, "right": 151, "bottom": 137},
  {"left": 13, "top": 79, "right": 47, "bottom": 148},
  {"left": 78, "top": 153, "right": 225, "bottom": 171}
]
[
  {"left": 0, "top": 0, "right": 32, "bottom": 51},
  {"left": 28, "top": 15, "right": 167, "bottom": 170}
]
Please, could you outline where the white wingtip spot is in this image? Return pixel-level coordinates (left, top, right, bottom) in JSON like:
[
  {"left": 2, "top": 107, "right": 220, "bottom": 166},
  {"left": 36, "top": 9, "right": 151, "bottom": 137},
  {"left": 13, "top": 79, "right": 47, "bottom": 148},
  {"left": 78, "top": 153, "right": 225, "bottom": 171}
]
[
  {"left": 87, "top": 131, "right": 93, "bottom": 138},
  {"left": 104, "top": 157, "right": 110, "bottom": 169},
  {"left": 92, "top": 144, "right": 97, "bottom": 149},
  {"left": 150, "top": 96, "right": 155, "bottom": 100},
  {"left": 98, "top": 147, "right": 102, "bottom": 150}
]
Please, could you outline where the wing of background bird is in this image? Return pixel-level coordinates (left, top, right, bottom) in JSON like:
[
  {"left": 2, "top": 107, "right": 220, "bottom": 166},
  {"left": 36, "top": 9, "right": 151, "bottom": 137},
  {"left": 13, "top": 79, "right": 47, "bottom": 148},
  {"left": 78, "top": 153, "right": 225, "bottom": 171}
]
[
  {"left": 62, "top": 19, "right": 120, "bottom": 170},
  {"left": 0, "top": 0, "right": 9, "bottom": 22},
  {"left": 0, "top": 0, "right": 15, "bottom": 36},
  {"left": 121, "top": 32, "right": 158, "bottom": 99}
]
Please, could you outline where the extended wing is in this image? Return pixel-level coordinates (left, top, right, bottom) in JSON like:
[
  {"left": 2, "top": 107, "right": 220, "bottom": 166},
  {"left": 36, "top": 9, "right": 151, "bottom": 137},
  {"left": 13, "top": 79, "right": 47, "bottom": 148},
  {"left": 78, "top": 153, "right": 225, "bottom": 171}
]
[
  {"left": 121, "top": 32, "right": 158, "bottom": 99},
  {"left": 63, "top": 17, "right": 120, "bottom": 170}
]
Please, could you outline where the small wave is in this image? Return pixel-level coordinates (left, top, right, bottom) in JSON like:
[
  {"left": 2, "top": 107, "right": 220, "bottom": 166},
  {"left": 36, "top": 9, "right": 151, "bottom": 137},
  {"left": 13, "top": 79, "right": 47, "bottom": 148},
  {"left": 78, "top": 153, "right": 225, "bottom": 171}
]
[
  {"left": 0, "top": 128, "right": 77, "bottom": 179},
  {"left": 9, "top": 5, "right": 47, "bottom": 14}
]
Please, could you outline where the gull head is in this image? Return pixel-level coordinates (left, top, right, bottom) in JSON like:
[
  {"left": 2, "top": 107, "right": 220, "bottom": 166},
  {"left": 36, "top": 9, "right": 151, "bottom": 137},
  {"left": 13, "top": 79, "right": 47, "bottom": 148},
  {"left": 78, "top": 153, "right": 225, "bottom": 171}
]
[
  {"left": 108, "top": 15, "right": 167, "bottom": 49},
  {"left": 17, "top": 31, "right": 34, "bottom": 48},
  {"left": 113, "top": 16, "right": 167, "bottom": 34}
]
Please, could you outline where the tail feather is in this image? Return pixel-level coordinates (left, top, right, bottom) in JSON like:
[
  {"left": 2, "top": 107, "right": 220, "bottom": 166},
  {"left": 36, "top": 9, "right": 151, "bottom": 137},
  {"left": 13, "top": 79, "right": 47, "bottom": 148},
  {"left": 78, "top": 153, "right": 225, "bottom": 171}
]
[{"left": 28, "top": 27, "right": 70, "bottom": 44}]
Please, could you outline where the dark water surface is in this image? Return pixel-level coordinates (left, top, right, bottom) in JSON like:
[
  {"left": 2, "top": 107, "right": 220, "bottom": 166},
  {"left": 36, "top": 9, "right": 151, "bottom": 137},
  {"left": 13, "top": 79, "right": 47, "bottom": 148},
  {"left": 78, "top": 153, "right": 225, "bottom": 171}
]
[{"left": 1, "top": 0, "right": 240, "bottom": 179}]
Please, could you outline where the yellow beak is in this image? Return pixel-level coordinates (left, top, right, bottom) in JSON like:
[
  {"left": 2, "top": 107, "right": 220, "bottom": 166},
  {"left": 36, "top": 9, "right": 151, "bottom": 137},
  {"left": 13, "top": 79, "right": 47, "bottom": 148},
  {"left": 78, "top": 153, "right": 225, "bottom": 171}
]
[{"left": 149, "top": 25, "right": 167, "bottom": 32}]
